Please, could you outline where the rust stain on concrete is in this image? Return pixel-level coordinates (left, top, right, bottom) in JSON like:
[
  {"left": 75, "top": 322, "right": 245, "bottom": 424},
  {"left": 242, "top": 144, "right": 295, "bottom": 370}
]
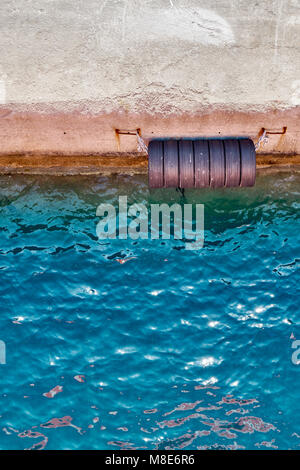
[
  {"left": 0, "top": 153, "right": 299, "bottom": 176},
  {"left": 0, "top": 107, "right": 299, "bottom": 157}
]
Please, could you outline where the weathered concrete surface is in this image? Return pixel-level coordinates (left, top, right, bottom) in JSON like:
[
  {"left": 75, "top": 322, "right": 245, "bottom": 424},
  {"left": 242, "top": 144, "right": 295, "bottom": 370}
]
[
  {"left": 0, "top": 153, "right": 299, "bottom": 176},
  {"left": 0, "top": 108, "right": 299, "bottom": 155},
  {"left": 0, "top": 0, "right": 299, "bottom": 157}
]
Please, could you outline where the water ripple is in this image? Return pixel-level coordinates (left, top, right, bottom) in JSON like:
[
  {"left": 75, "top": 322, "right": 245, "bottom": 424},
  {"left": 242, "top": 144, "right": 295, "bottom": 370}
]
[{"left": 0, "top": 173, "right": 299, "bottom": 449}]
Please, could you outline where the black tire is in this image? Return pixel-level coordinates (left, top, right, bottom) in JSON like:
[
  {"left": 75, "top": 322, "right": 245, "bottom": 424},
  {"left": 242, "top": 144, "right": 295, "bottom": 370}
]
[
  {"left": 148, "top": 138, "right": 256, "bottom": 189},
  {"left": 164, "top": 140, "right": 179, "bottom": 187},
  {"left": 224, "top": 139, "right": 241, "bottom": 187},
  {"left": 194, "top": 139, "right": 210, "bottom": 188},
  {"left": 239, "top": 138, "right": 256, "bottom": 187},
  {"left": 209, "top": 140, "right": 225, "bottom": 188},
  {"left": 179, "top": 140, "right": 194, "bottom": 188},
  {"left": 148, "top": 140, "right": 164, "bottom": 188}
]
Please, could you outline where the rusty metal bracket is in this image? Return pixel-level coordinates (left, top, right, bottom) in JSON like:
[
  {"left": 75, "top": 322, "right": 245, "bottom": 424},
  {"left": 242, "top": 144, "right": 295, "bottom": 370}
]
[
  {"left": 115, "top": 128, "right": 141, "bottom": 136},
  {"left": 114, "top": 128, "right": 146, "bottom": 152},
  {"left": 255, "top": 127, "right": 287, "bottom": 151},
  {"left": 262, "top": 126, "right": 287, "bottom": 135}
]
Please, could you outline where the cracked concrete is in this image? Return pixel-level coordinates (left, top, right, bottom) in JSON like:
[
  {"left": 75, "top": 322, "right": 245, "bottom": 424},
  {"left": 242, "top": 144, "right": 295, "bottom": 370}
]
[{"left": 0, "top": 0, "right": 299, "bottom": 158}]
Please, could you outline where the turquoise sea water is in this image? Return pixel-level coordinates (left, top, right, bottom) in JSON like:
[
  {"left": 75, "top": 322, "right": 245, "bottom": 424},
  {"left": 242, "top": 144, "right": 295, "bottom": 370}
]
[{"left": 0, "top": 172, "right": 299, "bottom": 450}]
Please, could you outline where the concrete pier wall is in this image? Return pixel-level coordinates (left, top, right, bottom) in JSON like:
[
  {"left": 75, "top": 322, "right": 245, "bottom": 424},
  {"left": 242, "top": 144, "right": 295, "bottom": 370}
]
[{"left": 0, "top": 0, "right": 299, "bottom": 159}]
